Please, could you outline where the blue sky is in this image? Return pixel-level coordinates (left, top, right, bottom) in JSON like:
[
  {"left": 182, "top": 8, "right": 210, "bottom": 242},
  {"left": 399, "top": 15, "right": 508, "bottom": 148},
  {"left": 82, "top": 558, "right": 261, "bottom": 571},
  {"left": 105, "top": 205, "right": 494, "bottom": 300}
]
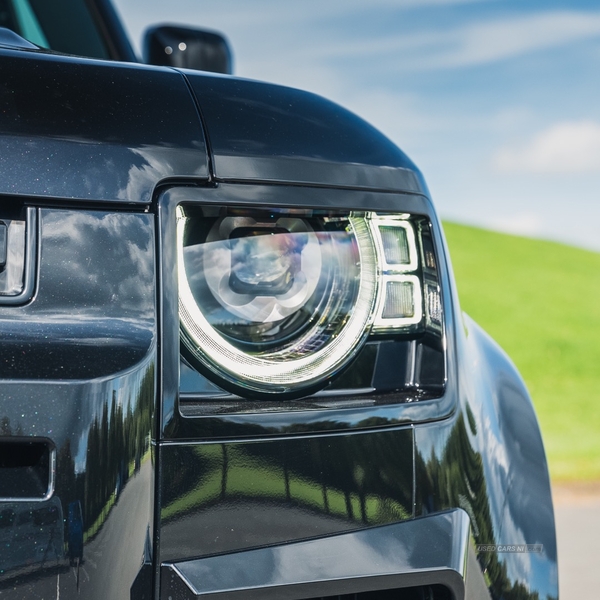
[{"left": 113, "top": 0, "right": 600, "bottom": 252}]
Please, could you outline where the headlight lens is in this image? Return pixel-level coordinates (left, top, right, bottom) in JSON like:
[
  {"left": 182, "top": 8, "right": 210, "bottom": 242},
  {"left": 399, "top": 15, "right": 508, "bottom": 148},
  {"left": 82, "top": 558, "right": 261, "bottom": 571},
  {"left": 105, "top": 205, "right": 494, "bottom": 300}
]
[
  {"left": 178, "top": 206, "right": 378, "bottom": 396},
  {"left": 177, "top": 205, "right": 441, "bottom": 398}
]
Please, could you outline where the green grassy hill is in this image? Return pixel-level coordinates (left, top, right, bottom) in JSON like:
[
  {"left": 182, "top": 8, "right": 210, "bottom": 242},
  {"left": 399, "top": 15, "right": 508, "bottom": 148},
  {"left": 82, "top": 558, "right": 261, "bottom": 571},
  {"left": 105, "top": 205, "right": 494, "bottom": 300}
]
[{"left": 443, "top": 222, "right": 600, "bottom": 482}]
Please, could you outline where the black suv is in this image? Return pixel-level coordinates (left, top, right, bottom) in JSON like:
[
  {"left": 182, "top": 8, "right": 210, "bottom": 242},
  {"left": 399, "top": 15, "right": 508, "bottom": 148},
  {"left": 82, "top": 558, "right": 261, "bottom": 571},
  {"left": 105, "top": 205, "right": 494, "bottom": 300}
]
[{"left": 0, "top": 1, "right": 557, "bottom": 599}]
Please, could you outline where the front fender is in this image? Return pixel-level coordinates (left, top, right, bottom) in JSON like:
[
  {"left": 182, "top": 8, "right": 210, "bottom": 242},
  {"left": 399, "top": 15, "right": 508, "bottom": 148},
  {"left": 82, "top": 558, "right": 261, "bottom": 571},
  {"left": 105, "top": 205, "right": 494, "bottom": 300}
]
[{"left": 463, "top": 314, "right": 557, "bottom": 598}]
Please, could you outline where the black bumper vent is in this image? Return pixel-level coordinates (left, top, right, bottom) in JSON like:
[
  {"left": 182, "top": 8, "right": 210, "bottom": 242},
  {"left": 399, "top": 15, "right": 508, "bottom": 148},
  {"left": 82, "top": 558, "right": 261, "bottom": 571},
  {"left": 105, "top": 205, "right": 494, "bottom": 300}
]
[
  {"left": 0, "top": 439, "right": 54, "bottom": 500},
  {"left": 317, "top": 585, "right": 451, "bottom": 600}
]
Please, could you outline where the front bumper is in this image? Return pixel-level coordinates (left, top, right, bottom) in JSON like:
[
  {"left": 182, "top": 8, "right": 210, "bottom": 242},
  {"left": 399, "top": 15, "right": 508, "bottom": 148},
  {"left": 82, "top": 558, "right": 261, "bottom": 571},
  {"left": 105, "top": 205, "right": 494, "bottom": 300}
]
[{"left": 162, "top": 509, "right": 487, "bottom": 600}]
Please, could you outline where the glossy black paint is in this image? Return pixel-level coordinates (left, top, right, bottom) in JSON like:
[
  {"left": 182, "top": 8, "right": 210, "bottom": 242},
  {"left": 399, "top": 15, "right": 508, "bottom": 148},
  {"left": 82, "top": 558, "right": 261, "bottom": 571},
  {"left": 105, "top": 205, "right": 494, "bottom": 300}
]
[
  {"left": 0, "top": 209, "right": 156, "bottom": 599},
  {"left": 414, "top": 315, "right": 558, "bottom": 600},
  {"left": 0, "top": 48, "right": 207, "bottom": 203},
  {"left": 184, "top": 72, "right": 428, "bottom": 194},
  {"left": 155, "top": 184, "right": 556, "bottom": 599},
  {"left": 159, "top": 428, "right": 413, "bottom": 563},
  {"left": 0, "top": 209, "right": 155, "bottom": 378}
]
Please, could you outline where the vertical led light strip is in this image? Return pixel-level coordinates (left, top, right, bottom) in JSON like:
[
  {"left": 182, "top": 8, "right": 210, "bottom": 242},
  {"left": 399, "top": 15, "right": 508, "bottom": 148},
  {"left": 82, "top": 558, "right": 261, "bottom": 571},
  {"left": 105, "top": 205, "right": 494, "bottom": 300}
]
[{"left": 369, "top": 215, "right": 423, "bottom": 331}]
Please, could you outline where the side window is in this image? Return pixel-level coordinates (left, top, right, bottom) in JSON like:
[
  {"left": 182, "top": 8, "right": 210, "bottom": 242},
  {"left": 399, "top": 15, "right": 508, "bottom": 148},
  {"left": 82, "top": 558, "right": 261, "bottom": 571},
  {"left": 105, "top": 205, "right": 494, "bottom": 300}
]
[
  {"left": 11, "top": 0, "right": 49, "bottom": 47},
  {"left": 0, "top": 0, "right": 109, "bottom": 59}
]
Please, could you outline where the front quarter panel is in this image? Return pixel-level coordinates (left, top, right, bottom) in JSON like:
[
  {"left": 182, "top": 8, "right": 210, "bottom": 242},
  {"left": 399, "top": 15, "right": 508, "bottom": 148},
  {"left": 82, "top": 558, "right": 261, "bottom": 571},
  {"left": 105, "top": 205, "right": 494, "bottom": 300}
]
[{"left": 415, "top": 313, "right": 558, "bottom": 599}]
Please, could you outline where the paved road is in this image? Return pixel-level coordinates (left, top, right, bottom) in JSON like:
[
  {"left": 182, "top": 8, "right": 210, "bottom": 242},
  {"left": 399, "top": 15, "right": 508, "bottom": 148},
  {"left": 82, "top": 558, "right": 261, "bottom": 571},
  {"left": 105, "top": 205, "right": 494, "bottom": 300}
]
[{"left": 553, "top": 483, "right": 600, "bottom": 599}]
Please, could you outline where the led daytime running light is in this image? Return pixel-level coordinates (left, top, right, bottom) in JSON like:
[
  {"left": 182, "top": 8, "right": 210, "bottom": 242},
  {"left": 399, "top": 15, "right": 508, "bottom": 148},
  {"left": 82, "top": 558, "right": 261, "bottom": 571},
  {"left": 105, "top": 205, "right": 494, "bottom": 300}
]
[{"left": 177, "top": 207, "right": 379, "bottom": 394}]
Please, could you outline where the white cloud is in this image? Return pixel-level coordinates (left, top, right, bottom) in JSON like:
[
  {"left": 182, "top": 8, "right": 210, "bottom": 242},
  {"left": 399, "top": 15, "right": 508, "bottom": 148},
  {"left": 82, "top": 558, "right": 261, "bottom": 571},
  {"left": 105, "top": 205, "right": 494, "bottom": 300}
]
[
  {"left": 119, "top": 1, "right": 587, "bottom": 74},
  {"left": 480, "top": 212, "right": 544, "bottom": 237},
  {"left": 309, "top": 10, "right": 600, "bottom": 70},
  {"left": 422, "top": 11, "right": 600, "bottom": 68},
  {"left": 115, "top": 0, "right": 490, "bottom": 34},
  {"left": 492, "top": 121, "right": 600, "bottom": 174}
]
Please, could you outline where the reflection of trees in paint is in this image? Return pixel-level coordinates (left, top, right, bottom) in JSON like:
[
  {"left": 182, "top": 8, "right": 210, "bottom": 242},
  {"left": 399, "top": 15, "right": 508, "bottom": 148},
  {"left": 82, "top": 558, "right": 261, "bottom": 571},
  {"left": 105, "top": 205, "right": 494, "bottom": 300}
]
[
  {"left": 52, "top": 362, "right": 154, "bottom": 549},
  {"left": 162, "top": 425, "right": 413, "bottom": 527},
  {"left": 68, "top": 501, "right": 83, "bottom": 565},
  {"left": 416, "top": 409, "right": 554, "bottom": 600},
  {"left": 81, "top": 364, "right": 154, "bottom": 536}
]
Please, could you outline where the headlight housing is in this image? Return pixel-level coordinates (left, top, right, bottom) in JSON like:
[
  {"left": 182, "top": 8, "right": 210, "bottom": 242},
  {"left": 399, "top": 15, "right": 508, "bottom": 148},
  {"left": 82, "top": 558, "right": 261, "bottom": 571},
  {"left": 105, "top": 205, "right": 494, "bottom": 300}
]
[{"left": 177, "top": 205, "right": 442, "bottom": 399}]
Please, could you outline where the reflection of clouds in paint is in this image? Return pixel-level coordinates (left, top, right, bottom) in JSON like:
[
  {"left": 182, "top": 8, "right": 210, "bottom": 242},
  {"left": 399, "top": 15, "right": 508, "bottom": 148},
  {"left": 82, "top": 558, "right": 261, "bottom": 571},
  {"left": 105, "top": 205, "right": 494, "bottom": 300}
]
[
  {"left": 474, "top": 418, "right": 539, "bottom": 590},
  {"left": 496, "top": 489, "right": 557, "bottom": 593},
  {"left": 481, "top": 414, "right": 509, "bottom": 479},
  {"left": 0, "top": 210, "right": 156, "bottom": 380},
  {"left": 493, "top": 121, "right": 600, "bottom": 174},
  {"left": 497, "top": 517, "right": 535, "bottom": 586},
  {"left": 74, "top": 430, "right": 88, "bottom": 475},
  {"left": 489, "top": 370, "right": 557, "bottom": 596},
  {"left": 479, "top": 409, "right": 510, "bottom": 545},
  {"left": 275, "top": 533, "right": 409, "bottom": 581},
  {"left": 41, "top": 211, "right": 154, "bottom": 316}
]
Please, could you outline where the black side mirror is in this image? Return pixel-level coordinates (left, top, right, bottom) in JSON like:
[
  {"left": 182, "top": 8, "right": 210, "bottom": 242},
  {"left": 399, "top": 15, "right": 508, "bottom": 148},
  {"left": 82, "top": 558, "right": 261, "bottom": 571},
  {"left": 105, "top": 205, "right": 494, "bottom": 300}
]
[{"left": 143, "top": 25, "right": 233, "bottom": 74}]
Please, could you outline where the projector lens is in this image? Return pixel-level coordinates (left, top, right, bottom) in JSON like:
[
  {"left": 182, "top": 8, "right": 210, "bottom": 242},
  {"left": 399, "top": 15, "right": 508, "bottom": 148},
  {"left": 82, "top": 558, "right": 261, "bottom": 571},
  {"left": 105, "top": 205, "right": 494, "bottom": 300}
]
[{"left": 177, "top": 206, "right": 378, "bottom": 397}]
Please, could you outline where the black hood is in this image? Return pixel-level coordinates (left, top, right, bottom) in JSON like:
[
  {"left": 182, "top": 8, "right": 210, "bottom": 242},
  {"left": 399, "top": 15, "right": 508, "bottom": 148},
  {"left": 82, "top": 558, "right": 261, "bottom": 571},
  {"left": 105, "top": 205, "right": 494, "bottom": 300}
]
[
  {"left": 184, "top": 70, "right": 428, "bottom": 196},
  {"left": 0, "top": 45, "right": 427, "bottom": 205}
]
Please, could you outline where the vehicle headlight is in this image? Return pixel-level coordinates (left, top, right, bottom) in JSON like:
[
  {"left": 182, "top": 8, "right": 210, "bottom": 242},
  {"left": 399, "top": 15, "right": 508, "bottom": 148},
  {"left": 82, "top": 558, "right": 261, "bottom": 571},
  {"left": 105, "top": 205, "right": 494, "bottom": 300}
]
[{"left": 177, "top": 205, "right": 440, "bottom": 398}]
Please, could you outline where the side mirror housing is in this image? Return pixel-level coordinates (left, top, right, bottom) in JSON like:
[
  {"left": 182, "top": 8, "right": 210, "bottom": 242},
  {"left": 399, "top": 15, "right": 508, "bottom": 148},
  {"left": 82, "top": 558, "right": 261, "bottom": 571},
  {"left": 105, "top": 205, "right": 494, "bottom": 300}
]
[{"left": 143, "top": 25, "right": 233, "bottom": 74}]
